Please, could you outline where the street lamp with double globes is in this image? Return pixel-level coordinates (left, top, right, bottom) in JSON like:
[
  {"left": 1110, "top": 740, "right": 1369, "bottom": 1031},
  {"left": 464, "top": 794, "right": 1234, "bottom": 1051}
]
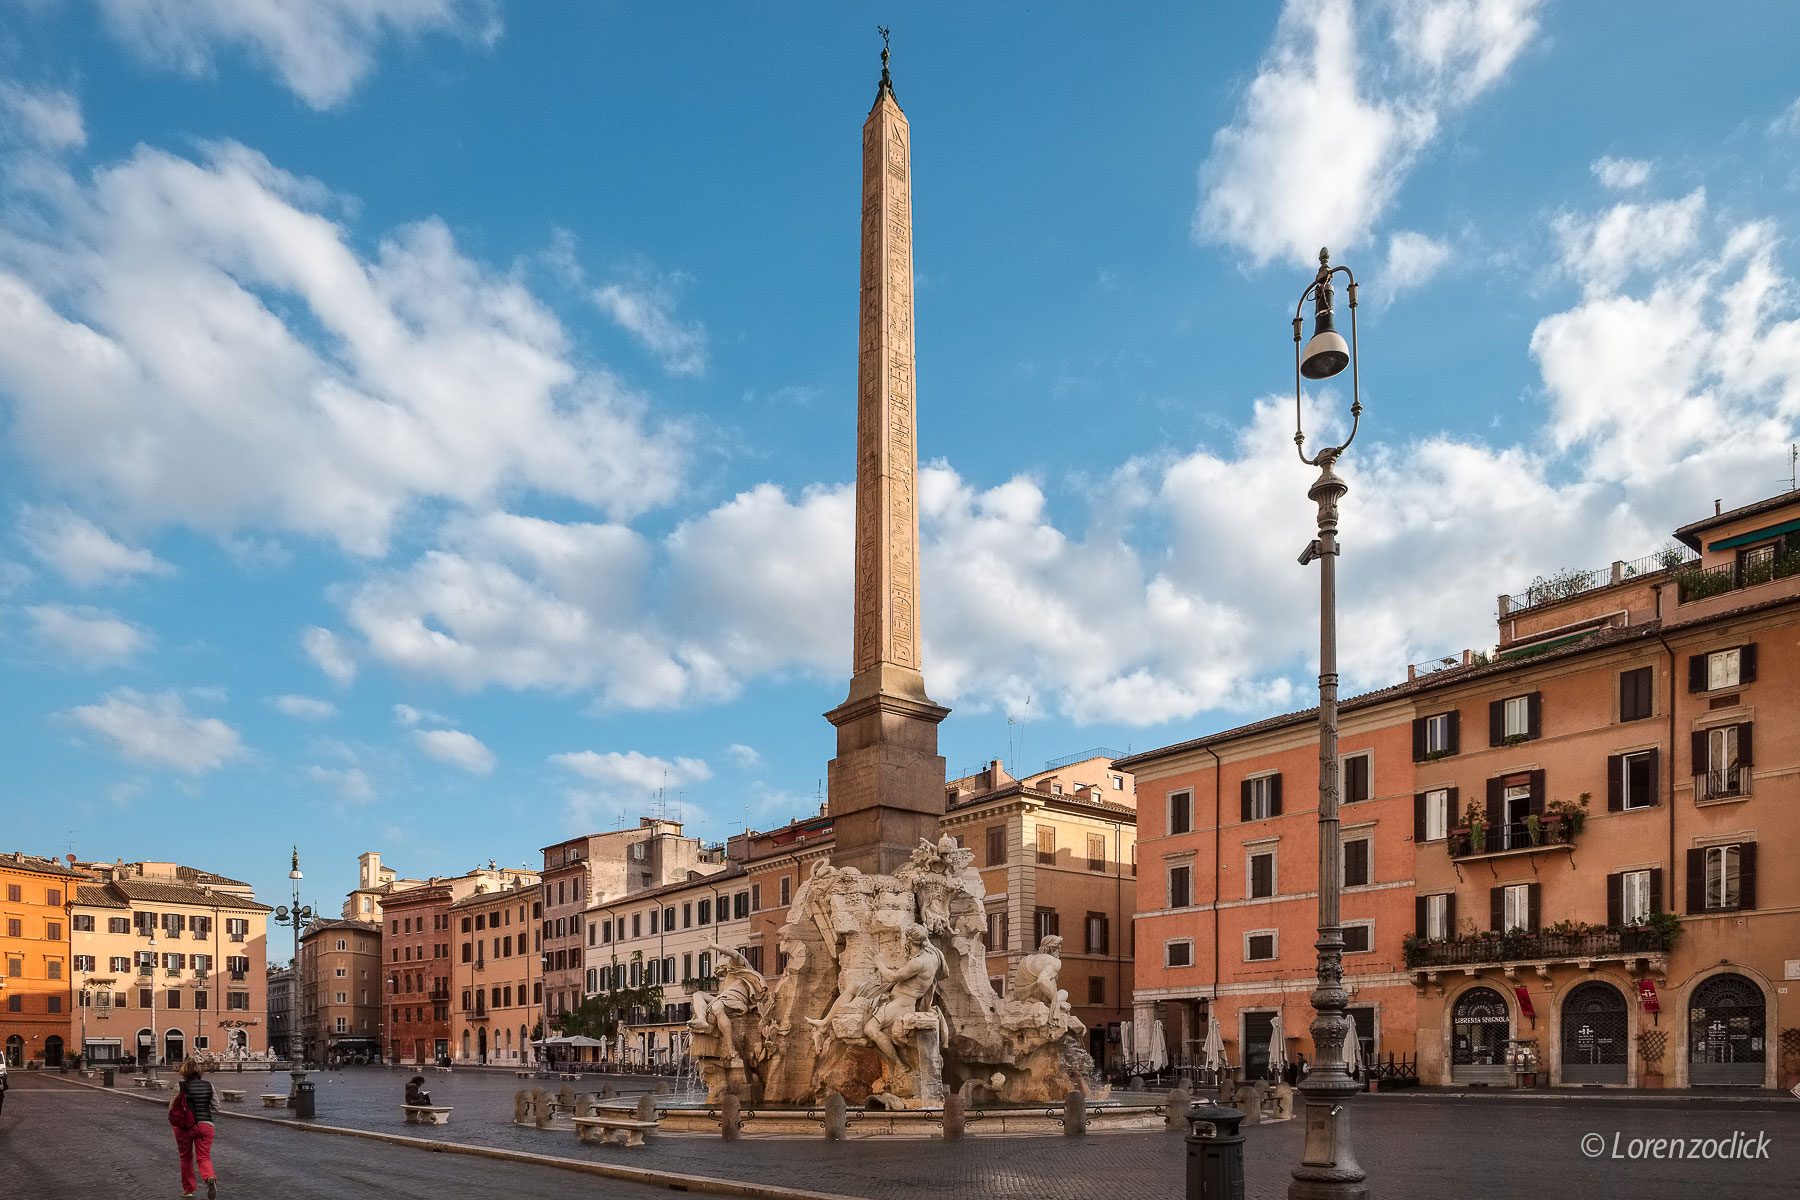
[
  {"left": 1288, "top": 247, "right": 1367, "bottom": 1200},
  {"left": 273, "top": 847, "right": 313, "bottom": 1065}
]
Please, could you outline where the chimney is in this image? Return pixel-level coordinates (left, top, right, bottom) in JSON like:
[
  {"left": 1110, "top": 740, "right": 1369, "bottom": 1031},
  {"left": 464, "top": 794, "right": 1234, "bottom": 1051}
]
[{"left": 1715, "top": 498, "right": 1722, "bottom": 515}]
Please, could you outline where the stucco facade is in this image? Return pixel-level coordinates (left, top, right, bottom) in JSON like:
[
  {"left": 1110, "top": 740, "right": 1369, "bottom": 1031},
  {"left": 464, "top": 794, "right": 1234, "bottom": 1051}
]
[{"left": 1, "top": 853, "right": 83, "bottom": 1067}]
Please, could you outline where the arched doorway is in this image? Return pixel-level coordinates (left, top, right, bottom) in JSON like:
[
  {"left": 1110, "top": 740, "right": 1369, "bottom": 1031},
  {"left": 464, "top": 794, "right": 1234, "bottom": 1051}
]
[
  {"left": 1450, "top": 986, "right": 1512, "bottom": 1084},
  {"left": 43, "top": 1035, "right": 64, "bottom": 1067},
  {"left": 1560, "top": 982, "right": 1628, "bottom": 1084},
  {"left": 165, "top": 1029, "right": 185, "bottom": 1065},
  {"left": 136, "top": 1028, "right": 153, "bottom": 1066},
  {"left": 4, "top": 1034, "right": 22, "bottom": 1067},
  {"left": 477, "top": 1026, "right": 488, "bottom": 1064},
  {"left": 460, "top": 1030, "right": 470, "bottom": 1062},
  {"left": 1688, "top": 972, "right": 1766, "bottom": 1086}
]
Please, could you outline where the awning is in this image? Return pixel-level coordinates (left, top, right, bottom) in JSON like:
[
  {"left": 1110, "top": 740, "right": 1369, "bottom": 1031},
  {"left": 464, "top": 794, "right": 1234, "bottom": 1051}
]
[
  {"left": 1709, "top": 517, "right": 1800, "bottom": 551},
  {"left": 84, "top": 1038, "right": 123, "bottom": 1047}
]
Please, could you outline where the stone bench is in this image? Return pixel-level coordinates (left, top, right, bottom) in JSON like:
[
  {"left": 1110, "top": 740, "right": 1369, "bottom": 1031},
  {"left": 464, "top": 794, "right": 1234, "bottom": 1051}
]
[
  {"left": 146, "top": 1078, "right": 170, "bottom": 1091},
  {"left": 403, "top": 1105, "right": 453, "bottom": 1125},
  {"left": 558, "top": 1072, "right": 581, "bottom": 1080},
  {"left": 219, "top": 1090, "right": 245, "bottom": 1103},
  {"left": 514, "top": 1070, "right": 534, "bottom": 1078},
  {"left": 260, "top": 1094, "right": 288, "bottom": 1108},
  {"left": 574, "top": 1115, "right": 658, "bottom": 1148},
  {"left": 432, "top": 1065, "right": 453, "bottom": 1073}
]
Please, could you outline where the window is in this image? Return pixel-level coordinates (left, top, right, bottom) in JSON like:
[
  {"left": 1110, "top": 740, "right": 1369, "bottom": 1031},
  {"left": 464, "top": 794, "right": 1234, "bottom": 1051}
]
[
  {"left": 336, "top": 939, "right": 347, "bottom": 951},
  {"left": 1415, "top": 788, "right": 1451, "bottom": 842},
  {"left": 1342, "top": 922, "right": 1373, "bottom": 953},
  {"left": 1608, "top": 749, "right": 1659, "bottom": 811},
  {"left": 46, "top": 921, "right": 61, "bottom": 940},
  {"left": 1495, "top": 882, "right": 1536, "bottom": 933},
  {"left": 4, "top": 919, "right": 17, "bottom": 938},
  {"left": 1086, "top": 833, "right": 1106, "bottom": 872},
  {"left": 194, "top": 990, "right": 208, "bottom": 1011},
  {"left": 1418, "top": 893, "right": 1452, "bottom": 941},
  {"left": 47, "top": 994, "right": 61, "bottom": 1013},
  {"left": 1084, "top": 911, "right": 1109, "bottom": 955},
  {"left": 1168, "top": 789, "right": 1193, "bottom": 835},
  {"left": 1696, "top": 724, "right": 1750, "bottom": 799},
  {"left": 734, "top": 892, "right": 750, "bottom": 920},
  {"left": 1033, "top": 907, "right": 1060, "bottom": 942},
  {"left": 1111, "top": 774, "right": 1124, "bottom": 790},
  {"left": 227, "top": 992, "right": 250, "bottom": 1011},
  {"left": 46, "top": 958, "right": 62, "bottom": 979},
  {"left": 985, "top": 826, "right": 1005, "bottom": 866},
  {"left": 779, "top": 876, "right": 791, "bottom": 907},
  {"left": 1036, "top": 826, "right": 1056, "bottom": 865},
  {"left": 1691, "top": 646, "right": 1756, "bottom": 692},
  {"left": 108, "top": 917, "right": 129, "bottom": 934},
  {"left": 749, "top": 885, "right": 761, "bottom": 913},
  {"left": 1245, "top": 931, "right": 1277, "bottom": 961},
  {"left": 109, "top": 956, "right": 129, "bottom": 972},
  {"left": 1341, "top": 752, "right": 1372, "bottom": 804},
  {"left": 649, "top": 909, "right": 658, "bottom": 935},
  {"left": 1419, "top": 710, "right": 1458, "bottom": 759},
  {"left": 985, "top": 909, "right": 1008, "bottom": 951},
  {"left": 1690, "top": 843, "right": 1757, "bottom": 913},
  {"left": 697, "top": 899, "right": 711, "bottom": 925},
  {"left": 1165, "top": 940, "right": 1193, "bottom": 968},
  {"left": 1342, "top": 836, "right": 1371, "bottom": 888},
  {"left": 72, "top": 954, "right": 94, "bottom": 972},
  {"left": 1084, "top": 975, "right": 1104, "bottom": 1005},
  {"left": 1619, "top": 667, "right": 1654, "bottom": 722},
  {"left": 1613, "top": 869, "right": 1657, "bottom": 926},
  {"left": 3, "top": 884, "right": 15, "bottom": 902},
  {"left": 166, "top": 990, "right": 181, "bottom": 1009},
  {"left": 1241, "top": 774, "right": 1281, "bottom": 821},
  {"left": 1167, "top": 864, "right": 1192, "bottom": 909},
  {"left": 336, "top": 1017, "right": 348, "bottom": 1033},
  {"left": 1248, "top": 849, "right": 1275, "bottom": 899},
  {"left": 73, "top": 914, "right": 94, "bottom": 932}
]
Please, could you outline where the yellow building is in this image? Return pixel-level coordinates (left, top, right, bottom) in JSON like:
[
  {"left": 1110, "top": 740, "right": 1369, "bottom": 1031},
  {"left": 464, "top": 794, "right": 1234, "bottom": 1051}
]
[
  {"left": 298, "top": 919, "right": 381, "bottom": 1064},
  {"left": 1, "top": 852, "right": 83, "bottom": 1067},
  {"left": 450, "top": 879, "right": 542, "bottom": 1066}
]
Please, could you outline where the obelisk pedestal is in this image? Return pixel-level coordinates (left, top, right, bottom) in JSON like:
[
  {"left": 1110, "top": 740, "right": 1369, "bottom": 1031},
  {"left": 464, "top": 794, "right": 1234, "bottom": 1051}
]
[{"left": 824, "top": 47, "right": 949, "bottom": 877}]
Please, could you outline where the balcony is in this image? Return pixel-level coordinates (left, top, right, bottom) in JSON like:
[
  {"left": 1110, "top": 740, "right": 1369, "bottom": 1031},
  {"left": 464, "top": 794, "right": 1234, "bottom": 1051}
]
[
  {"left": 230, "top": 970, "right": 247, "bottom": 982},
  {"left": 1448, "top": 816, "right": 1578, "bottom": 860},
  {"left": 1406, "top": 924, "right": 1675, "bottom": 971},
  {"left": 1675, "top": 549, "right": 1800, "bottom": 604},
  {"left": 1695, "top": 766, "right": 1747, "bottom": 803}
]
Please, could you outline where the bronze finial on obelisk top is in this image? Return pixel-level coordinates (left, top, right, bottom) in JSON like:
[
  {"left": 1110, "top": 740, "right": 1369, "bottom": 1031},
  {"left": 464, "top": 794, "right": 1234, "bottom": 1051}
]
[{"left": 823, "top": 30, "right": 950, "bottom": 877}]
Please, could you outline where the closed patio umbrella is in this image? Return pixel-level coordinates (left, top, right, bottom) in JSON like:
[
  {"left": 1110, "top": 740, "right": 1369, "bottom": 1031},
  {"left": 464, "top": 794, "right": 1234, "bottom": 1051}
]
[
  {"left": 1266, "top": 1012, "right": 1287, "bottom": 1079},
  {"left": 1201, "top": 1017, "right": 1226, "bottom": 1072},
  {"left": 1345, "top": 1023, "right": 1365, "bottom": 1076},
  {"left": 1120, "top": 1020, "right": 1133, "bottom": 1065},
  {"left": 1149, "top": 1021, "right": 1169, "bottom": 1072}
]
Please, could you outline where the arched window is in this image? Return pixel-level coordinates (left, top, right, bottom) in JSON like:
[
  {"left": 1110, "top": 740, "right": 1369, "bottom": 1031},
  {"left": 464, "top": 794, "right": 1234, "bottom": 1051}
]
[
  {"left": 1560, "top": 981, "right": 1627, "bottom": 1084},
  {"left": 1688, "top": 972, "right": 1766, "bottom": 1086},
  {"left": 1450, "top": 986, "right": 1511, "bottom": 1083}
]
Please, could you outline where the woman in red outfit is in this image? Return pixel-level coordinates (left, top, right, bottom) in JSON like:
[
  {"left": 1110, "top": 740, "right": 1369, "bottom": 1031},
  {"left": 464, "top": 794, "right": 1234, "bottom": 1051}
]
[{"left": 169, "top": 1058, "right": 219, "bottom": 1198}]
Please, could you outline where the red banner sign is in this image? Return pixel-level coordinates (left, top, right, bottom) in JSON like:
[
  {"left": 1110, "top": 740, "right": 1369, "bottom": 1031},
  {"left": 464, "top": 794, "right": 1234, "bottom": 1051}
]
[
  {"left": 1636, "top": 979, "right": 1660, "bottom": 1013},
  {"left": 1514, "top": 985, "right": 1535, "bottom": 1019}
]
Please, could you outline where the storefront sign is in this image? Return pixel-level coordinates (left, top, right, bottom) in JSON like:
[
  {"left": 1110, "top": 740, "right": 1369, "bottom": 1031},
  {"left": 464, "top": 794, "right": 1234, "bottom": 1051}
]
[
  {"left": 1513, "top": 986, "right": 1536, "bottom": 1019},
  {"left": 1636, "top": 979, "right": 1660, "bottom": 1013}
]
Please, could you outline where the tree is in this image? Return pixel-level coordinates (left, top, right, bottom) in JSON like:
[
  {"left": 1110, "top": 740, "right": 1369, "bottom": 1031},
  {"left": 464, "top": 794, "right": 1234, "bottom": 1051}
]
[{"left": 557, "top": 982, "right": 665, "bottom": 1042}]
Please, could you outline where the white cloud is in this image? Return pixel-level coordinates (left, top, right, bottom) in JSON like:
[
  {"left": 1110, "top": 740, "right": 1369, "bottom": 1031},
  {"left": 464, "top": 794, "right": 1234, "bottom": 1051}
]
[
  {"left": 392, "top": 702, "right": 450, "bottom": 727},
  {"left": 0, "top": 83, "right": 86, "bottom": 150},
  {"left": 26, "top": 604, "right": 151, "bottom": 666},
  {"left": 1382, "top": 230, "right": 1453, "bottom": 293},
  {"left": 0, "top": 141, "right": 688, "bottom": 557},
  {"left": 552, "top": 749, "right": 711, "bottom": 791},
  {"left": 1591, "top": 156, "right": 1652, "bottom": 191},
  {"left": 301, "top": 626, "right": 357, "bottom": 686},
  {"left": 412, "top": 727, "right": 495, "bottom": 775},
  {"left": 1769, "top": 96, "right": 1800, "bottom": 139},
  {"left": 18, "top": 508, "right": 174, "bottom": 587},
  {"left": 271, "top": 694, "right": 336, "bottom": 720},
  {"left": 725, "top": 743, "right": 761, "bottom": 770},
  {"left": 305, "top": 762, "right": 374, "bottom": 801},
  {"left": 1554, "top": 189, "right": 1705, "bottom": 296},
  {"left": 62, "top": 688, "right": 244, "bottom": 773},
  {"left": 1197, "top": 0, "right": 1541, "bottom": 266},
  {"left": 592, "top": 265, "right": 708, "bottom": 377},
  {"left": 95, "top": 0, "right": 502, "bottom": 110}
]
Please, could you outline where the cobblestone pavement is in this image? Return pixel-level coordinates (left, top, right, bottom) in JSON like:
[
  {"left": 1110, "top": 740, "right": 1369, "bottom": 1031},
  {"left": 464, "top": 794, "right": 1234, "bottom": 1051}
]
[{"left": 18, "top": 1068, "right": 1800, "bottom": 1200}]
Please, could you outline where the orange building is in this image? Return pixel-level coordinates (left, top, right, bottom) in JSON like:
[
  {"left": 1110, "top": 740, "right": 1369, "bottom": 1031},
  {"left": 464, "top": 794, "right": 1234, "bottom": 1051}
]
[
  {"left": 1, "top": 853, "right": 82, "bottom": 1067},
  {"left": 1124, "top": 488, "right": 1800, "bottom": 1090},
  {"left": 450, "top": 879, "right": 541, "bottom": 1066}
]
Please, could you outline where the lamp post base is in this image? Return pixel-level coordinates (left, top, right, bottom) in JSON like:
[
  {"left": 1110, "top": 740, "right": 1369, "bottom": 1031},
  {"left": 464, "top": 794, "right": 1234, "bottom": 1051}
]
[{"left": 1287, "top": 1094, "right": 1368, "bottom": 1200}]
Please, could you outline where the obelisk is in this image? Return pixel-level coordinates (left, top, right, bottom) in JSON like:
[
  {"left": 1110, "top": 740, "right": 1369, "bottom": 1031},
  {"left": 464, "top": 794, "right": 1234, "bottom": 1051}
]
[{"left": 824, "top": 33, "right": 950, "bottom": 877}]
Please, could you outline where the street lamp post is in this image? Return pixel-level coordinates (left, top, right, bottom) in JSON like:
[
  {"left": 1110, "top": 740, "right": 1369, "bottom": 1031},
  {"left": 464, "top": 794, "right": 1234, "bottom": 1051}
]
[
  {"left": 272, "top": 847, "right": 313, "bottom": 1066},
  {"left": 147, "top": 930, "right": 159, "bottom": 1080},
  {"left": 1288, "top": 247, "right": 1367, "bottom": 1200}
]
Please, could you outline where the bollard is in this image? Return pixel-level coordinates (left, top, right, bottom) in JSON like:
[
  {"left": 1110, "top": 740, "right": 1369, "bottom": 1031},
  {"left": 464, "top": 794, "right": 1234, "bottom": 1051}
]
[
  {"left": 531, "top": 1089, "right": 551, "bottom": 1129},
  {"left": 942, "top": 1090, "right": 965, "bottom": 1142},
  {"left": 513, "top": 1091, "right": 529, "bottom": 1123},
  {"left": 636, "top": 1092, "right": 658, "bottom": 1124},
  {"left": 1130, "top": 1075, "right": 1146, "bottom": 1093},
  {"left": 558, "top": 1084, "right": 575, "bottom": 1110},
  {"left": 1062, "top": 1090, "right": 1086, "bottom": 1137},
  {"left": 823, "top": 1091, "right": 848, "bottom": 1141},
  {"left": 721, "top": 1092, "right": 741, "bottom": 1141},
  {"left": 1185, "top": 1101, "right": 1246, "bottom": 1200},
  {"left": 1166, "top": 1083, "right": 1192, "bottom": 1131}
]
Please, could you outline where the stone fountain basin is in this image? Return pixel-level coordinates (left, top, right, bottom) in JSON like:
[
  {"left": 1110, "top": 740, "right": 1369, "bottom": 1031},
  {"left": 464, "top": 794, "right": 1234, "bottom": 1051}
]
[{"left": 654, "top": 1101, "right": 1165, "bottom": 1139}]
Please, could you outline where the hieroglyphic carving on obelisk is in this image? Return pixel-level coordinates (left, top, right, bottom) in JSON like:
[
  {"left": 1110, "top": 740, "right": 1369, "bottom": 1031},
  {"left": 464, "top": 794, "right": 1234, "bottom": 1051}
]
[
  {"left": 847, "top": 38, "right": 929, "bottom": 705},
  {"left": 825, "top": 34, "right": 949, "bottom": 878}
]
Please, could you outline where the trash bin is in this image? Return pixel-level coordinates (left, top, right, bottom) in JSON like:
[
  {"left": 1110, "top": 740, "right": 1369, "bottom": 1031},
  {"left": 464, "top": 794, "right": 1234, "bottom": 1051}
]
[
  {"left": 295, "top": 1080, "right": 316, "bottom": 1119},
  {"left": 102, "top": 1068, "right": 116, "bottom": 1088},
  {"left": 1186, "top": 1101, "right": 1247, "bottom": 1200}
]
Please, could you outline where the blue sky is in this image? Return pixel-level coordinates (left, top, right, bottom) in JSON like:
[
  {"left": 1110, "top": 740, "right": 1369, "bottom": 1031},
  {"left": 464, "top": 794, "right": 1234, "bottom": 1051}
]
[{"left": 2, "top": 2, "right": 1797, "bottom": 932}]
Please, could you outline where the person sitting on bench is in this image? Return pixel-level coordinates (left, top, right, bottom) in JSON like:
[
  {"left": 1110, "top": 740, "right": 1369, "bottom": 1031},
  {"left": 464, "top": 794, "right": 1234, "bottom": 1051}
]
[{"left": 405, "top": 1076, "right": 432, "bottom": 1107}]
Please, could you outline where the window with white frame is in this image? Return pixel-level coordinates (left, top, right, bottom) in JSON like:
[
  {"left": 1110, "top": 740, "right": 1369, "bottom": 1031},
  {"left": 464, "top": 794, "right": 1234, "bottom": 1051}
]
[
  {"left": 1621, "top": 749, "right": 1656, "bottom": 809},
  {"left": 1247, "top": 849, "right": 1276, "bottom": 899},
  {"left": 1422, "top": 789, "right": 1450, "bottom": 841},
  {"left": 1703, "top": 725, "right": 1745, "bottom": 798},
  {"left": 1423, "top": 893, "right": 1450, "bottom": 941},
  {"left": 1246, "top": 775, "right": 1277, "bottom": 820},
  {"left": 1704, "top": 845, "right": 1741, "bottom": 909},
  {"left": 1621, "top": 869, "right": 1653, "bottom": 925},
  {"left": 1168, "top": 864, "right": 1193, "bottom": 909},
  {"left": 1168, "top": 790, "right": 1193, "bottom": 836},
  {"left": 1424, "top": 713, "right": 1454, "bottom": 755},
  {"left": 1244, "top": 931, "right": 1277, "bottom": 961},
  {"left": 1501, "top": 883, "right": 1531, "bottom": 933},
  {"left": 1502, "top": 695, "right": 1531, "bottom": 738},
  {"left": 1706, "top": 648, "right": 1742, "bottom": 691},
  {"left": 1165, "top": 939, "right": 1193, "bottom": 968},
  {"left": 1341, "top": 751, "right": 1372, "bottom": 804},
  {"left": 1342, "top": 921, "right": 1373, "bottom": 953},
  {"left": 1342, "top": 835, "right": 1372, "bottom": 888}
]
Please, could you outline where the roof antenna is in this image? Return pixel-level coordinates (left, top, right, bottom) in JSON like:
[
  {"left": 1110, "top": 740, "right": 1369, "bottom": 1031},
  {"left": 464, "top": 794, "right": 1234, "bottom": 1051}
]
[{"left": 1783, "top": 443, "right": 1798, "bottom": 494}]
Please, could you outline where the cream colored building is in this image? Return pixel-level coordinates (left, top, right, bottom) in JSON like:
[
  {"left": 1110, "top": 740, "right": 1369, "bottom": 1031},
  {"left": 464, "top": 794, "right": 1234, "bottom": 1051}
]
[
  {"left": 298, "top": 918, "right": 381, "bottom": 1064},
  {"left": 69, "top": 861, "right": 272, "bottom": 1066},
  {"left": 451, "top": 878, "right": 542, "bottom": 1066},
  {"left": 341, "top": 850, "right": 428, "bottom": 922}
]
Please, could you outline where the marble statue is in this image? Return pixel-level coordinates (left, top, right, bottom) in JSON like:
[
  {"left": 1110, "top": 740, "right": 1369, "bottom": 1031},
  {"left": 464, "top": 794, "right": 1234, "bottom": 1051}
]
[
  {"left": 1012, "top": 935, "right": 1084, "bottom": 1035},
  {"left": 860, "top": 922, "right": 945, "bottom": 1081}
]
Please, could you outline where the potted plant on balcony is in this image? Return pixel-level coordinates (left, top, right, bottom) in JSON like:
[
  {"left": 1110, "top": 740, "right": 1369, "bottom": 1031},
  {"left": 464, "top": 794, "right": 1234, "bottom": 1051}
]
[
  {"left": 1524, "top": 813, "right": 1542, "bottom": 846},
  {"left": 1459, "top": 799, "right": 1487, "bottom": 854}
]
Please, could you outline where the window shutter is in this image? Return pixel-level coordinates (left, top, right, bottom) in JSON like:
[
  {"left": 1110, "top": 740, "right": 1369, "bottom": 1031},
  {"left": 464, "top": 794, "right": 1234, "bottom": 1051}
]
[
  {"left": 1738, "top": 843, "right": 1757, "bottom": 911},
  {"left": 1606, "top": 873, "right": 1622, "bottom": 927},
  {"left": 1688, "top": 654, "right": 1707, "bottom": 692},
  {"left": 1446, "top": 786, "right": 1459, "bottom": 827},
  {"left": 1527, "top": 883, "right": 1541, "bottom": 932},
  {"left": 1270, "top": 773, "right": 1283, "bottom": 816},
  {"left": 1649, "top": 868, "right": 1663, "bottom": 915},
  {"left": 1606, "top": 755, "right": 1624, "bottom": 812},
  {"left": 1446, "top": 892, "right": 1457, "bottom": 934},
  {"left": 1488, "top": 700, "right": 1504, "bottom": 746},
  {"left": 1412, "top": 717, "right": 1427, "bottom": 762},
  {"left": 1415, "top": 896, "right": 1428, "bottom": 938},
  {"left": 1526, "top": 692, "right": 1542, "bottom": 739},
  {"left": 1489, "top": 886, "right": 1504, "bottom": 932},
  {"left": 1685, "top": 848, "right": 1705, "bottom": 914},
  {"left": 1527, "top": 769, "right": 1546, "bottom": 815},
  {"left": 1413, "top": 793, "right": 1428, "bottom": 842},
  {"left": 1485, "top": 777, "right": 1502, "bottom": 828},
  {"left": 1447, "top": 710, "right": 1460, "bottom": 754},
  {"left": 1739, "top": 643, "right": 1757, "bottom": 684},
  {"left": 1240, "top": 779, "right": 1252, "bottom": 822},
  {"left": 1646, "top": 748, "right": 1660, "bottom": 806},
  {"left": 1690, "top": 730, "right": 1707, "bottom": 777},
  {"left": 1738, "top": 722, "right": 1754, "bottom": 767}
]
